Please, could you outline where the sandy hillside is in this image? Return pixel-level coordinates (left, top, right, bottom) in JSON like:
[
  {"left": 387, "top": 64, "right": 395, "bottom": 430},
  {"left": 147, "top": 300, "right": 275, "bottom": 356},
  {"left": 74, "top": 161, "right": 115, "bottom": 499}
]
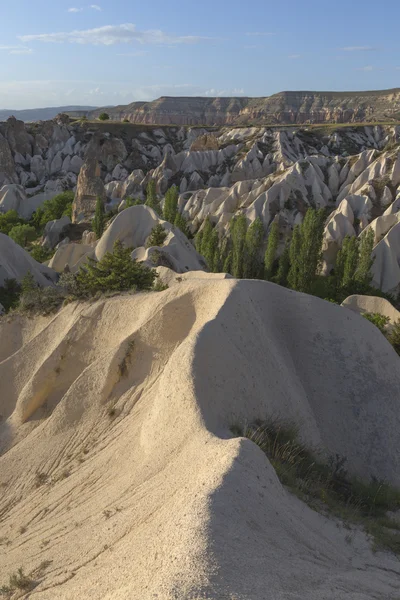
[{"left": 0, "top": 277, "right": 399, "bottom": 599}]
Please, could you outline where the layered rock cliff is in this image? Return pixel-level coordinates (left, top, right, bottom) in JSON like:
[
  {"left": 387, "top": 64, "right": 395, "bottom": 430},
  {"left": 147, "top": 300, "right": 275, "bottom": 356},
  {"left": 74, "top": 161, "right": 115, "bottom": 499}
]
[{"left": 78, "top": 89, "right": 400, "bottom": 126}]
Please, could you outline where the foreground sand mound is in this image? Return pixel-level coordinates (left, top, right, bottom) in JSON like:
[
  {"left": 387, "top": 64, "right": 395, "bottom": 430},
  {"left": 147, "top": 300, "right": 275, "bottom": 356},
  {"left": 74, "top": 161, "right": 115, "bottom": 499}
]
[{"left": 0, "top": 279, "right": 399, "bottom": 599}]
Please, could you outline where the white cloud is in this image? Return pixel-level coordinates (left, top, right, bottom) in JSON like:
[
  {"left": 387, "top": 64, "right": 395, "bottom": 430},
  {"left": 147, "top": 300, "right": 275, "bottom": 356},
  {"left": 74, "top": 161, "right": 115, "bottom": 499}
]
[
  {"left": 10, "top": 48, "right": 33, "bottom": 55},
  {"left": 0, "top": 45, "right": 32, "bottom": 55},
  {"left": 19, "top": 23, "right": 209, "bottom": 46},
  {"left": 68, "top": 7, "right": 83, "bottom": 12},
  {"left": 203, "top": 88, "right": 245, "bottom": 97},
  {"left": 341, "top": 46, "right": 376, "bottom": 52},
  {"left": 356, "top": 65, "right": 375, "bottom": 71},
  {"left": 116, "top": 50, "right": 148, "bottom": 57},
  {"left": 90, "top": 4, "right": 102, "bottom": 10},
  {"left": 245, "top": 32, "right": 275, "bottom": 36},
  {"left": 288, "top": 54, "right": 301, "bottom": 59}
]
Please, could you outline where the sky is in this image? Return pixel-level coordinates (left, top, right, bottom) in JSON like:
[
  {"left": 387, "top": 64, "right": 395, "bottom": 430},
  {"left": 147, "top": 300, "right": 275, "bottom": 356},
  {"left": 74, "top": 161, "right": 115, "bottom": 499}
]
[{"left": 1, "top": 0, "right": 400, "bottom": 109}]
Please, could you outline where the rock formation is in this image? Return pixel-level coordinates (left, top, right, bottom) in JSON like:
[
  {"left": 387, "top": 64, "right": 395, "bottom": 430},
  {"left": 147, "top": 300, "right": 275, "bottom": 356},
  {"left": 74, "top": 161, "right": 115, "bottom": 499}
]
[
  {"left": 72, "top": 156, "right": 106, "bottom": 223},
  {"left": 1, "top": 115, "right": 400, "bottom": 293},
  {"left": 75, "top": 89, "right": 400, "bottom": 126},
  {"left": 0, "top": 233, "right": 57, "bottom": 286},
  {"left": 0, "top": 279, "right": 399, "bottom": 598}
]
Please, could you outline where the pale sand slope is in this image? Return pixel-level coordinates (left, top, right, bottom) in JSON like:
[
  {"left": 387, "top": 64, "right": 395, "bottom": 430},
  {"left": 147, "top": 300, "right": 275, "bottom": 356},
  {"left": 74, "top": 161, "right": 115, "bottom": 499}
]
[{"left": 0, "top": 278, "right": 399, "bottom": 599}]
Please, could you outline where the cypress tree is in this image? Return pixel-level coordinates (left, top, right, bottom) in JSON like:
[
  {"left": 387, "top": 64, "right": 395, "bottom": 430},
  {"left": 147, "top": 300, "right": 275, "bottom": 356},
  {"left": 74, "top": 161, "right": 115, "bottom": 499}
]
[
  {"left": 163, "top": 185, "right": 179, "bottom": 224},
  {"left": 287, "top": 224, "right": 302, "bottom": 290},
  {"left": 264, "top": 220, "right": 279, "bottom": 280},
  {"left": 223, "top": 251, "right": 233, "bottom": 274},
  {"left": 245, "top": 217, "right": 265, "bottom": 279},
  {"left": 199, "top": 218, "right": 213, "bottom": 259},
  {"left": 295, "top": 208, "right": 325, "bottom": 294},
  {"left": 195, "top": 230, "right": 204, "bottom": 253},
  {"left": 355, "top": 228, "right": 375, "bottom": 291},
  {"left": 145, "top": 180, "right": 160, "bottom": 214},
  {"left": 231, "top": 214, "right": 247, "bottom": 278},
  {"left": 336, "top": 235, "right": 359, "bottom": 292},
  {"left": 93, "top": 196, "right": 105, "bottom": 239},
  {"left": 200, "top": 220, "right": 219, "bottom": 272},
  {"left": 174, "top": 212, "right": 190, "bottom": 237},
  {"left": 275, "top": 241, "right": 290, "bottom": 287}
]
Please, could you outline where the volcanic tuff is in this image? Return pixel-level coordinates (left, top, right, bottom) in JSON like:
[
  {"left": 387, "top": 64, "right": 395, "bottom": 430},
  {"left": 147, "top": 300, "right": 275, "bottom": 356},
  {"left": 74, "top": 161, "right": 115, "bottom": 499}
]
[
  {"left": 74, "top": 89, "right": 400, "bottom": 125},
  {"left": 2, "top": 115, "right": 400, "bottom": 292}
]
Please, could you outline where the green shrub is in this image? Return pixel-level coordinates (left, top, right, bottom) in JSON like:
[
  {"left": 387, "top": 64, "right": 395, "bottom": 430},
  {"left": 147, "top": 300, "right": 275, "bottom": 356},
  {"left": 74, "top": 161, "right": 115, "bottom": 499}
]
[
  {"left": 99, "top": 112, "right": 110, "bottom": 121},
  {"left": 362, "top": 312, "right": 390, "bottom": 333},
  {"left": 147, "top": 224, "right": 167, "bottom": 247},
  {"left": 30, "top": 245, "right": 55, "bottom": 263},
  {"left": 8, "top": 224, "right": 37, "bottom": 247},
  {"left": 388, "top": 321, "right": 400, "bottom": 356},
  {"left": 0, "top": 278, "right": 21, "bottom": 312},
  {"left": 0, "top": 209, "right": 23, "bottom": 235},
  {"left": 31, "top": 191, "right": 74, "bottom": 229},
  {"left": 75, "top": 240, "right": 157, "bottom": 295},
  {"left": 125, "top": 197, "right": 143, "bottom": 208}
]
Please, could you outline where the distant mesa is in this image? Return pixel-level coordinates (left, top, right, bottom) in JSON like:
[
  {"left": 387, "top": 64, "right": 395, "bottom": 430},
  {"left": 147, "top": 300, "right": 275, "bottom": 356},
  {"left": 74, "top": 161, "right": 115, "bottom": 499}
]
[{"left": 65, "top": 89, "right": 400, "bottom": 126}]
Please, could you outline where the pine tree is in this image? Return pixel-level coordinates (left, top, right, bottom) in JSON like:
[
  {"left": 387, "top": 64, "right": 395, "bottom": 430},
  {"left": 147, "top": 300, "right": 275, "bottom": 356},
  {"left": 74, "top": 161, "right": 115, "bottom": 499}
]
[
  {"left": 355, "top": 228, "right": 375, "bottom": 291},
  {"left": 231, "top": 214, "right": 247, "bottom": 278},
  {"left": 275, "top": 241, "right": 290, "bottom": 286},
  {"left": 163, "top": 185, "right": 179, "bottom": 223},
  {"left": 93, "top": 196, "right": 105, "bottom": 239},
  {"left": 244, "top": 217, "right": 264, "bottom": 279},
  {"left": 21, "top": 271, "right": 37, "bottom": 294},
  {"left": 147, "top": 224, "right": 167, "bottom": 247},
  {"left": 287, "top": 224, "right": 302, "bottom": 290},
  {"left": 76, "top": 240, "right": 156, "bottom": 294},
  {"left": 264, "top": 220, "right": 279, "bottom": 280},
  {"left": 145, "top": 180, "right": 161, "bottom": 214}
]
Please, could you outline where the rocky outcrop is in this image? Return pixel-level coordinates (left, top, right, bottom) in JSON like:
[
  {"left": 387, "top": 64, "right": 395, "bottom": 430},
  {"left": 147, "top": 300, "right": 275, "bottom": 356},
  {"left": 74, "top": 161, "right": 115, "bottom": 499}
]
[
  {"left": 42, "top": 216, "right": 71, "bottom": 249},
  {"left": 0, "top": 232, "right": 57, "bottom": 286},
  {"left": 78, "top": 89, "right": 400, "bottom": 126},
  {"left": 72, "top": 157, "right": 106, "bottom": 223}
]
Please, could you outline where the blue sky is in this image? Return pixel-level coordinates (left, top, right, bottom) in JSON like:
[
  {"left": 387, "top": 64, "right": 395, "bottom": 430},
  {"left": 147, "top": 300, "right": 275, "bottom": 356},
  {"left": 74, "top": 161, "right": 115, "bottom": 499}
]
[{"left": 1, "top": 0, "right": 400, "bottom": 109}]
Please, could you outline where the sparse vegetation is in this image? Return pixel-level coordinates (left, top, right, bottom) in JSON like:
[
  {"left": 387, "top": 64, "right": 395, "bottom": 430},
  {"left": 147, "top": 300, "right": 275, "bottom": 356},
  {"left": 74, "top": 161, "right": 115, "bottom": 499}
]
[
  {"left": 388, "top": 320, "right": 400, "bottom": 356},
  {"left": 231, "top": 419, "right": 400, "bottom": 555},
  {"left": 0, "top": 567, "right": 35, "bottom": 596},
  {"left": 362, "top": 312, "right": 390, "bottom": 333}
]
